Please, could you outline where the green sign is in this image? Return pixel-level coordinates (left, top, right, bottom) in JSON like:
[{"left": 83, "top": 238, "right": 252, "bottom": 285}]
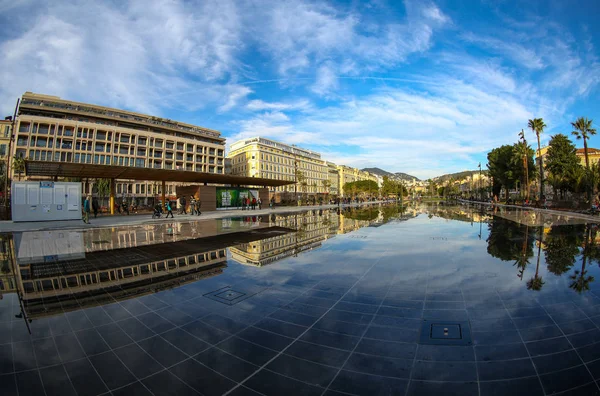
[{"left": 216, "top": 187, "right": 259, "bottom": 208}]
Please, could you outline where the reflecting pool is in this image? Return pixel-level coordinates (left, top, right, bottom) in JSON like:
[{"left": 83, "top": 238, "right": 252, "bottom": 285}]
[{"left": 1, "top": 203, "right": 599, "bottom": 395}]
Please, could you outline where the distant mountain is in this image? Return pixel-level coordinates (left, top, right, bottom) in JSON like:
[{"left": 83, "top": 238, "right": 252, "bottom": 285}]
[
  {"left": 361, "top": 167, "right": 420, "bottom": 182},
  {"left": 394, "top": 172, "right": 420, "bottom": 182},
  {"left": 433, "top": 170, "right": 488, "bottom": 182}
]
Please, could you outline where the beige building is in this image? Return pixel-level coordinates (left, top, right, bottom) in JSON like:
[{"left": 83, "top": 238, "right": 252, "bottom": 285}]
[
  {"left": 0, "top": 119, "right": 11, "bottom": 161},
  {"left": 13, "top": 92, "right": 225, "bottom": 204},
  {"left": 327, "top": 162, "right": 339, "bottom": 196},
  {"left": 337, "top": 165, "right": 380, "bottom": 197},
  {"left": 228, "top": 137, "right": 328, "bottom": 200}
]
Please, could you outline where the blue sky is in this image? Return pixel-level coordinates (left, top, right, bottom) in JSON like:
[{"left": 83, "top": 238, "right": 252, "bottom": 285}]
[{"left": 1, "top": 0, "right": 599, "bottom": 179}]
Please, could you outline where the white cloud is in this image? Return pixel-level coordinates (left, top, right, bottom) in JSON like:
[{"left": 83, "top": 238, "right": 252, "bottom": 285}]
[
  {"left": 0, "top": 0, "right": 246, "bottom": 115},
  {"left": 246, "top": 99, "right": 312, "bottom": 112},
  {"left": 311, "top": 62, "right": 339, "bottom": 97}
]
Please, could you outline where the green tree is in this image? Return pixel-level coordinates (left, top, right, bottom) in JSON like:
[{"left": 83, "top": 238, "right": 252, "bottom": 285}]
[
  {"left": 544, "top": 134, "right": 582, "bottom": 199},
  {"left": 12, "top": 155, "right": 25, "bottom": 181},
  {"left": 322, "top": 179, "right": 331, "bottom": 195},
  {"left": 571, "top": 117, "right": 597, "bottom": 205},
  {"left": 487, "top": 145, "right": 516, "bottom": 199},
  {"left": 528, "top": 118, "right": 547, "bottom": 199},
  {"left": 94, "top": 178, "right": 111, "bottom": 197}
]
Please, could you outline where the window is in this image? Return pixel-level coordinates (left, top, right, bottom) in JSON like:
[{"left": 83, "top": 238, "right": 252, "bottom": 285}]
[
  {"left": 96, "top": 131, "right": 106, "bottom": 140},
  {"left": 19, "top": 123, "right": 30, "bottom": 133},
  {"left": 120, "top": 135, "right": 130, "bottom": 143},
  {"left": 138, "top": 137, "right": 147, "bottom": 145},
  {"left": 0, "top": 145, "right": 6, "bottom": 156},
  {"left": 95, "top": 143, "right": 104, "bottom": 152},
  {"left": 17, "top": 136, "right": 27, "bottom": 146},
  {"left": 135, "top": 158, "right": 145, "bottom": 167}
]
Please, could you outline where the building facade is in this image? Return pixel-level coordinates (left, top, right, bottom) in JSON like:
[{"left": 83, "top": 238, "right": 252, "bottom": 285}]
[
  {"left": 228, "top": 137, "right": 328, "bottom": 201},
  {"left": 336, "top": 165, "right": 380, "bottom": 197},
  {"left": 0, "top": 119, "right": 10, "bottom": 161},
  {"left": 13, "top": 92, "right": 225, "bottom": 205}
]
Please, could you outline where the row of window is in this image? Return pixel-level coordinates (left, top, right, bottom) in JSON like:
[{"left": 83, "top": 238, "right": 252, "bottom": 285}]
[
  {"left": 20, "top": 249, "right": 227, "bottom": 294},
  {"left": 18, "top": 122, "right": 224, "bottom": 156}
]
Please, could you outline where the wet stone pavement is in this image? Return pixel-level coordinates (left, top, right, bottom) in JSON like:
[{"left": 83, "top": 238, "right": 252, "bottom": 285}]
[{"left": 1, "top": 203, "right": 600, "bottom": 395}]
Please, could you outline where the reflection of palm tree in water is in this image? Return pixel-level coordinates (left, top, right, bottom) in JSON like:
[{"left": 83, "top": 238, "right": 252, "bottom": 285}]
[
  {"left": 514, "top": 225, "right": 530, "bottom": 280},
  {"left": 570, "top": 225, "right": 596, "bottom": 293},
  {"left": 527, "top": 226, "right": 545, "bottom": 291}
]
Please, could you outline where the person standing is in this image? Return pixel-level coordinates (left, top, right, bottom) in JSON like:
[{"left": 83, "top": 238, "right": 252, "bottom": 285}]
[
  {"left": 196, "top": 197, "right": 201, "bottom": 215},
  {"left": 176, "top": 197, "right": 182, "bottom": 214},
  {"left": 83, "top": 195, "right": 91, "bottom": 224},
  {"left": 165, "top": 200, "right": 174, "bottom": 218},
  {"left": 181, "top": 196, "right": 187, "bottom": 214},
  {"left": 252, "top": 197, "right": 257, "bottom": 210},
  {"left": 241, "top": 197, "right": 246, "bottom": 211},
  {"left": 258, "top": 198, "right": 262, "bottom": 210},
  {"left": 92, "top": 196, "right": 99, "bottom": 218}
]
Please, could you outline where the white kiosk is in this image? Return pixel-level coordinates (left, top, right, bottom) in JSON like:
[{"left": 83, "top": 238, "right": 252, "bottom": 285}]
[{"left": 11, "top": 181, "right": 82, "bottom": 222}]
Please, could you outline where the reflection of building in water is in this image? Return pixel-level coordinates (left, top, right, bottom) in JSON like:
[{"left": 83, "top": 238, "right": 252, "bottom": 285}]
[
  {"left": 230, "top": 210, "right": 340, "bottom": 266},
  {"left": 0, "top": 236, "right": 17, "bottom": 294},
  {"left": 230, "top": 206, "right": 405, "bottom": 267},
  {"left": 80, "top": 218, "right": 269, "bottom": 252},
  {"left": 7, "top": 226, "right": 292, "bottom": 319}
]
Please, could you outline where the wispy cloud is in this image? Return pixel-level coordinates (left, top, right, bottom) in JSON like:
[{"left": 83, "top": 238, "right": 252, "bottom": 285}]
[{"left": 0, "top": 0, "right": 599, "bottom": 178}]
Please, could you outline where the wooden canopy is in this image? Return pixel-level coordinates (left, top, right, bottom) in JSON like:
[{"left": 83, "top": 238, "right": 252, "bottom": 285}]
[{"left": 24, "top": 160, "right": 292, "bottom": 187}]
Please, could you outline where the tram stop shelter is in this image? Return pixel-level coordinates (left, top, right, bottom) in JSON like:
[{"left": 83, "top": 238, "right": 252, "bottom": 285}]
[{"left": 24, "top": 161, "right": 293, "bottom": 214}]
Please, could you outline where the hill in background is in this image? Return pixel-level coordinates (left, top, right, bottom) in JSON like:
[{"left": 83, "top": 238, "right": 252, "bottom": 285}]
[{"left": 361, "top": 167, "right": 420, "bottom": 182}]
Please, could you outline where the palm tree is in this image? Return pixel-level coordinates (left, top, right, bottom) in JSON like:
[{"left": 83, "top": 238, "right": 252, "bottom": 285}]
[
  {"left": 571, "top": 117, "right": 597, "bottom": 205},
  {"left": 526, "top": 227, "right": 545, "bottom": 291},
  {"left": 528, "top": 118, "right": 546, "bottom": 200},
  {"left": 518, "top": 129, "right": 529, "bottom": 200}
]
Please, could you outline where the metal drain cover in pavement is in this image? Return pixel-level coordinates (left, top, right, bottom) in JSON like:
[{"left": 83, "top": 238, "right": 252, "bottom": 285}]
[
  {"left": 204, "top": 287, "right": 255, "bottom": 306},
  {"left": 419, "top": 320, "right": 472, "bottom": 345}
]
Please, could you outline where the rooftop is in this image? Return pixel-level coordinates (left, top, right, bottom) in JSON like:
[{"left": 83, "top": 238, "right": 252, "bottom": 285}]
[{"left": 19, "top": 92, "right": 224, "bottom": 142}]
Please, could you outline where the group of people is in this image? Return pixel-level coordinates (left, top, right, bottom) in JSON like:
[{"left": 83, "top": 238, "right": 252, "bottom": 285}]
[
  {"left": 82, "top": 195, "right": 100, "bottom": 224},
  {"left": 241, "top": 197, "right": 261, "bottom": 210},
  {"left": 162, "top": 195, "right": 202, "bottom": 218}
]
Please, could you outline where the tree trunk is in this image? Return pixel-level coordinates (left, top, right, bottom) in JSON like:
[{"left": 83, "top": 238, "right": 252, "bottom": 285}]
[
  {"left": 537, "top": 133, "right": 544, "bottom": 199},
  {"left": 584, "top": 137, "right": 593, "bottom": 206}
]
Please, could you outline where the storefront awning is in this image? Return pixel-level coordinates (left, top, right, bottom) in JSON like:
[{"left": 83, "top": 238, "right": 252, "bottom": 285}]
[{"left": 24, "top": 161, "right": 293, "bottom": 187}]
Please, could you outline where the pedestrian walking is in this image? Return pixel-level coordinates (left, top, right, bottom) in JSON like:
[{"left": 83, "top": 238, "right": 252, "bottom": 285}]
[
  {"left": 270, "top": 197, "right": 275, "bottom": 208},
  {"left": 252, "top": 197, "right": 257, "bottom": 210},
  {"left": 257, "top": 198, "right": 262, "bottom": 210},
  {"left": 176, "top": 197, "right": 182, "bottom": 214},
  {"left": 92, "top": 196, "right": 99, "bottom": 218},
  {"left": 190, "top": 196, "right": 196, "bottom": 215},
  {"left": 165, "top": 200, "right": 174, "bottom": 218},
  {"left": 83, "top": 195, "right": 91, "bottom": 224},
  {"left": 181, "top": 196, "right": 187, "bottom": 214},
  {"left": 241, "top": 197, "right": 246, "bottom": 211},
  {"left": 196, "top": 198, "right": 201, "bottom": 215}
]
